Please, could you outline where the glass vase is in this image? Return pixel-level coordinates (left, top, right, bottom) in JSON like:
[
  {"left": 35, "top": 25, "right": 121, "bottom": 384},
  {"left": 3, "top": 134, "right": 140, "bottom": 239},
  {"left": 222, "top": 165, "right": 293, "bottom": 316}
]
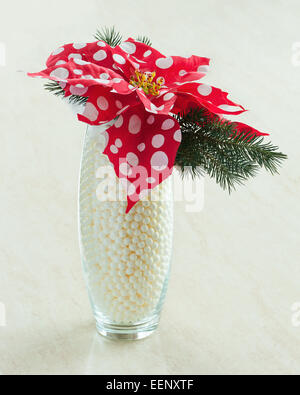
[{"left": 79, "top": 124, "right": 174, "bottom": 340}]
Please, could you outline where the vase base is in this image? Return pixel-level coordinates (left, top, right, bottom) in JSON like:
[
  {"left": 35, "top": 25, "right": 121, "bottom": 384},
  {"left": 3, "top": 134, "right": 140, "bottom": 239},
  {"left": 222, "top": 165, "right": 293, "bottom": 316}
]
[{"left": 96, "top": 317, "right": 159, "bottom": 341}]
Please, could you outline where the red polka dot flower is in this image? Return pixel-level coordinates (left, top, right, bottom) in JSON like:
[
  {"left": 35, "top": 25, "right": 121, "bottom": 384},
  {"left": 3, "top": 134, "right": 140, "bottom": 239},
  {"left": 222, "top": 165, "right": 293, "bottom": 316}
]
[{"left": 29, "top": 30, "right": 285, "bottom": 212}]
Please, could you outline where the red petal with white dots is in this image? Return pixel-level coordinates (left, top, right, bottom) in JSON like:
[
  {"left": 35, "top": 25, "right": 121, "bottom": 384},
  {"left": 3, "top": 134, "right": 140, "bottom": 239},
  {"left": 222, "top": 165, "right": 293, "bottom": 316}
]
[
  {"left": 77, "top": 85, "right": 139, "bottom": 125},
  {"left": 28, "top": 37, "right": 269, "bottom": 215},
  {"left": 174, "top": 82, "right": 246, "bottom": 115},
  {"left": 136, "top": 89, "right": 177, "bottom": 115},
  {"left": 46, "top": 41, "right": 116, "bottom": 70},
  {"left": 103, "top": 106, "right": 181, "bottom": 212},
  {"left": 115, "top": 38, "right": 210, "bottom": 85},
  {"left": 29, "top": 59, "right": 133, "bottom": 96}
]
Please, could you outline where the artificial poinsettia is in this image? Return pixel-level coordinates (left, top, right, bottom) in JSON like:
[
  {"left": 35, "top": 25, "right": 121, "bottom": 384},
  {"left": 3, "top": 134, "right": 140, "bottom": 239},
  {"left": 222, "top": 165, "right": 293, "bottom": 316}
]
[{"left": 29, "top": 38, "right": 268, "bottom": 212}]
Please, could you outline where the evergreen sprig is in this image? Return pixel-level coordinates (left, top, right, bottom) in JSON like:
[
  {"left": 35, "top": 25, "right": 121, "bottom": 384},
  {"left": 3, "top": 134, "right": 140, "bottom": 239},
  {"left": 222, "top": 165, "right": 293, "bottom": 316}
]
[
  {"left": 175, "top": 109, "right": 287, "bottom": 192},
  {"left": 94, "top": 26, "right": 123, "bottom": 47},
  {"left": 136, "top": 35, "right": 152, "bottom": 46},
  {"left": 44, "top": 81, "right": 88, "bottom": 105}
]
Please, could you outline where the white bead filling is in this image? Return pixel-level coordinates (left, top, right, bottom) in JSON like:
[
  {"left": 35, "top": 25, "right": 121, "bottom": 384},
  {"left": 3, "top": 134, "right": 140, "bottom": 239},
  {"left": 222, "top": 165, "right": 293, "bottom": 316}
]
[{"left": 79, "top": 125, "right": 173, "bottom": 325}]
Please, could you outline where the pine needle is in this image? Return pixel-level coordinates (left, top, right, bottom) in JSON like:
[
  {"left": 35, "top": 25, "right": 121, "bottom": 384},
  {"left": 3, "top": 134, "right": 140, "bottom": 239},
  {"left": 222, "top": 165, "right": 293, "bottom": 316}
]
[
  {"left": 44, "top": 81, "right": 88, "bottom": 105},
  {"left": 94, "top": 26, "right": 123, "bottom": 47},
  {"left": 175, "top": 108, "right": 287, "bottom": 192},
  {"left": 136, "top": 35, "right": 152, "bottom": 46}
]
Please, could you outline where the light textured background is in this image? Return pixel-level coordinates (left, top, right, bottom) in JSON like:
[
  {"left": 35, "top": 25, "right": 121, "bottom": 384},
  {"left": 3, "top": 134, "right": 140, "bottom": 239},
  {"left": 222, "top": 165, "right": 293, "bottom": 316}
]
[{"left": 0, "top": 0, "right": 300, "bottom": 375}]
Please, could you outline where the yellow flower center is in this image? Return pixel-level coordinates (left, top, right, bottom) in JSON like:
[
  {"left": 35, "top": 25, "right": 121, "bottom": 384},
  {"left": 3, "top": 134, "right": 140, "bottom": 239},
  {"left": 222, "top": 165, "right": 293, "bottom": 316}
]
[{"left": 130, "top": 70, "right": 163, "bottom": 96}]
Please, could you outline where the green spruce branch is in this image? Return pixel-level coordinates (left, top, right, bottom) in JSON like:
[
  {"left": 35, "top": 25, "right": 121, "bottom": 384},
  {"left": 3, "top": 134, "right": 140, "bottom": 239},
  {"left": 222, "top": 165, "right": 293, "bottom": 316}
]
[
  {"left": 136, "top": 35, "right": 152, "bottom": 46},
  {"left": 94, "top": 26, "right": 123, "bottom": 47},
  {"left": 44, "top": 81, "right": 88, "bottom": 105},
  {"left": 175, "top": 108, "right": 287, "bottom": 192}
]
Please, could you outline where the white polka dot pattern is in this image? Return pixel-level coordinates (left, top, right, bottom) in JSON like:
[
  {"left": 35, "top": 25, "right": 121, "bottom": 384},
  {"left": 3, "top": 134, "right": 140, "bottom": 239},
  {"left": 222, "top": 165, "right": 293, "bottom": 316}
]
[
  {"left": 120, "top": 41, "right": 136, "bottom": 54},
  {"left": 97, "top": 96, "right": 109, "bottom": 111},
  {"left": 197, "top": 84, "right": 212, "bottom": 96},
  {"left": 93, "top": 50, "right": 107, "bottom": 61},
  {"left": 156, "top": 57, "right": 174, "bottom": 69},
  {"left": 113, "top": 54, "right": 126, "bottom": 64},
  {"left": 102, "top": 108, "right": 181, "bottom": 212},
  {"left": 50, "top": 67, "right": 69, "bottom": 80},
  {"left": 128, "top": 114, "right": 142, "bottom": 134}
]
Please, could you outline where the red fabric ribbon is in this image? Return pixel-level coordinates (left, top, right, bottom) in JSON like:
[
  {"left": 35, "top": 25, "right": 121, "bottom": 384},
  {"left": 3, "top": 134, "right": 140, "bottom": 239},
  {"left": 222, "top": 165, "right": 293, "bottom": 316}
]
[{"left": 29, "top": 38, "right": 268, "bottom": 212}]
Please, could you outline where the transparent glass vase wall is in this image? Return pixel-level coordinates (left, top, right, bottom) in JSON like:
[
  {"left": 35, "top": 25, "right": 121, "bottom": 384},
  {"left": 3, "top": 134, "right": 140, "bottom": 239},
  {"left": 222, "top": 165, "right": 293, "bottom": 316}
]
[{"left": 79, "top": 124, "right": 174, "bottom": 340}]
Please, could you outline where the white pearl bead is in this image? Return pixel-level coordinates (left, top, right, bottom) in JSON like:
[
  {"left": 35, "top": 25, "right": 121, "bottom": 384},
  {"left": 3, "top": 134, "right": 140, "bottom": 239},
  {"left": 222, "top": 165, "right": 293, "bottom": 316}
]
[
  {"left": 141, "top": 225, "right": 148, "bottom": 233},
  {"left": 82, "top": 151, "right": 172, "bottom": 324}
]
